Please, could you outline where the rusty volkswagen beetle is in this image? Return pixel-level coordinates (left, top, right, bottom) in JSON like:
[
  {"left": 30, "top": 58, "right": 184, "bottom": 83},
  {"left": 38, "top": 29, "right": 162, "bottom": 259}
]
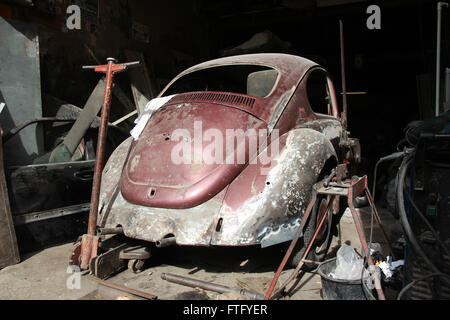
[{"left": 97, "top": 53, "right": 360, "bottom": 268}]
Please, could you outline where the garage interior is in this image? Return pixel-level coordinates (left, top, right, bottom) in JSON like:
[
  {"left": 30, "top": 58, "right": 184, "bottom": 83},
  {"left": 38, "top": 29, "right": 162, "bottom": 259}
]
[{"left": 0, "top": 0, "right": 449, "bottom": 301}]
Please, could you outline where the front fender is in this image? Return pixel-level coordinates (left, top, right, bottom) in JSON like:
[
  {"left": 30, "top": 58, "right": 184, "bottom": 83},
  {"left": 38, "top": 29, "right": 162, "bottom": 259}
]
[{"left": 210, "top": 128, "right": 337, "bottom": 247}]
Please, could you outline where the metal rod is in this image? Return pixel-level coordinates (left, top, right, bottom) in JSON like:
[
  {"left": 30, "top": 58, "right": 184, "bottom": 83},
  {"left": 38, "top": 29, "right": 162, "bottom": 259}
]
[
  {"left": 348, "top": 200, "right": 385, "bottom": 300},
  {"left": 13, "top": 203, "right": 90, "bottom": 226},
  {"left": 339, "top": 20, "right": 348, "bottom": 130},
  {"left": 155, "top": 236, "right": 176, "bottom": 248},
  {"left": 87, "top": 58, "right": 116, "bottom": 237},
  {"left": 268, "top": 195, "right": 334, "bottom": 300},
  {"left": 78, "top": 58, "right": 139, "bottom": 270},
  {"left": 436, "top": 2, "right": 449, "bottom": 116},
  {"left": 112, "top": 110, "right": 138, "bottom": 126},
  {"left": 364, "top": 188, "right": 396, "bottom": 260},
  {"left": 161, "top": 273, "right": 264, "bottom": 300},
  {"left": 301, "top": 259, "right": 321, "bottom": 265},
  {"left": 264, "top": 190, "right": 318, "bottom": 299},
  {"left": 91, "top": 277, "right": 157, "bottom": 300}
]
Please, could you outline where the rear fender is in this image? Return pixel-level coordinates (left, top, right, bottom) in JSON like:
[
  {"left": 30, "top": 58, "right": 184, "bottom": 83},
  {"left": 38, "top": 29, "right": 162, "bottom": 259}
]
[{"left": 210, "top": 128, "right": 337, "bottom": 247}]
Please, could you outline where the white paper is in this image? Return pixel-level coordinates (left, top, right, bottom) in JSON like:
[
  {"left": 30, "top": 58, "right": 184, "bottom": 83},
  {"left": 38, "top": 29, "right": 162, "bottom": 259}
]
[{"left": 130, "top": 95, "right": 175, "bottom": 140}]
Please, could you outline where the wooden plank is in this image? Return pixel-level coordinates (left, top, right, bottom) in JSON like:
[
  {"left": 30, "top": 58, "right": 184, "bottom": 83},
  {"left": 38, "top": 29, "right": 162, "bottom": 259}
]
[
  {"left": 125, "top": 50, "right": 157, "bottom": 114},
  {"left": 0, "top": 129, "right": 20, "bottom": 269}
]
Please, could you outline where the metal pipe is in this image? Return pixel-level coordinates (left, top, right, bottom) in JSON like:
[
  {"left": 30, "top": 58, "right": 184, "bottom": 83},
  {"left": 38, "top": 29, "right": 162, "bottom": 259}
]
[
  {"left": 347, "top": 200, "right": 385, "bottom": 300},
  {"left": 98, "top": 227, "right": 123, "bottom": 235},
  {"left": 87, "top": 58, "right": 116, "bottom": 236},
  {"left": 268, "top": 194, "right": 333, "bottom": 300},
  {"left": 436, "top": 2, "right": 449, "bottom": 116},
  {"left": 265, "top": 190, "right": 317, "bottom": 299},
  {"left": 161, "top": 273, "right": 264, "bottom": 300},
  {"left": 155, "top": 236, "right": 176, "bottom": 248},
  {"left": 112, "top": 110, "right": 138, "bottom": 126},
  {"left": 78, "top": 58, "right": 140, "bottom": 270},
  {"left": 339, "top": 20, "right": 348, "bottom": 130},
  {"left": 364, "top": 188, "right": 396, "bottom": 260}
]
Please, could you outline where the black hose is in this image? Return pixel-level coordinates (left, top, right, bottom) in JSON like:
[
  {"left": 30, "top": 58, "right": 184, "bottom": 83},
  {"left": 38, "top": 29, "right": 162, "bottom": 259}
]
[
  {"left": 372, "top": 150, "right": 409, "bottom": 201},
  {"left": 396, "top": 156, "right": 441, "bottom": 274},
  {"left": 404, "top": 190, "right": 450, "bottom": 257},
  {"left": 397, "top": 273, "right": 450, "bottom": 300}
]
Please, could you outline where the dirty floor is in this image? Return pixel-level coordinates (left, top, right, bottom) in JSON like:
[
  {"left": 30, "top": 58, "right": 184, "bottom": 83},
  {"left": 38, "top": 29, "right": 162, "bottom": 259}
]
[{"left": 0, "top": 206, "right": 399, "bottom": 300}]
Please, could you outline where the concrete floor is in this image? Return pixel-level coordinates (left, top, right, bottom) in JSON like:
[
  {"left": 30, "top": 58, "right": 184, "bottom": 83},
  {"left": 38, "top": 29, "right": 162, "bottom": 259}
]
[{"left": 0, "top": 205, "right": 400, "bottom": 300}]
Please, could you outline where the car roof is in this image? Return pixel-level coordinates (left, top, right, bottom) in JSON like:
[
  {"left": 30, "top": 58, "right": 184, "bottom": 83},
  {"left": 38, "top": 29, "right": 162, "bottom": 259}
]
[
  {"left": 159, "top": 54, "right": 322, "bottom": 123},
  {"left": 180, "top": 53, "right": 318, "bottom": 76}
]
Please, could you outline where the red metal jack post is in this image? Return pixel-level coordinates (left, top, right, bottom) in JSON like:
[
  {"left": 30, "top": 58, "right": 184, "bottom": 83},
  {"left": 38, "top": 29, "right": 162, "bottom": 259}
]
[{"left": 78, "top": 58, "right": 140, "bottom": 270}]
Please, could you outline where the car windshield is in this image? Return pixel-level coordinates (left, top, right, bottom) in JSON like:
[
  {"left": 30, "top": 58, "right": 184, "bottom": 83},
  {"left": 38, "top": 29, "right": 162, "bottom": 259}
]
[{"left": 162, "top": 64, "right": 279, "bottom": 98}]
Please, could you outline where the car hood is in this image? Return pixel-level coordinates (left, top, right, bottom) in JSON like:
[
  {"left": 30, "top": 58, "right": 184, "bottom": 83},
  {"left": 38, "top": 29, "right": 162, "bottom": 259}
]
[{"left": 120, "top": 100, "right": 267, "bottom": 209}]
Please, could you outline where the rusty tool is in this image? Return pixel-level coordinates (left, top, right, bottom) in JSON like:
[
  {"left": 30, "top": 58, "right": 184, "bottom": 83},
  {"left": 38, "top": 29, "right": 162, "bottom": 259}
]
[
  {"left": 161, "top": 273, "right": 265, "bottom": 300},
  {"left": 78, "top": 58, "right": 140, "bottom": 270}
]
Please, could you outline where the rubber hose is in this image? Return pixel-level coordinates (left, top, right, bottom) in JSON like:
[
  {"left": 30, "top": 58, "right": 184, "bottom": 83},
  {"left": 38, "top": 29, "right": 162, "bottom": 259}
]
[{"left": 397, "top": 156, "right": 440, "bottom": 274}]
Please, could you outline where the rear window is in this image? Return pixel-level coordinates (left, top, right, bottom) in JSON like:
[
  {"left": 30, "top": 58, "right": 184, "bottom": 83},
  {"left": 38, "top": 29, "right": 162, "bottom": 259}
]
[{"left": 162, "top": 64, "right": 279, "bottom": 98}]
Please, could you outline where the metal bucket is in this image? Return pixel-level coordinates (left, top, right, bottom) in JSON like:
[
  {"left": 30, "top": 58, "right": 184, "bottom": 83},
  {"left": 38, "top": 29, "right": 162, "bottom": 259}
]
[{"left": 318, "top": 258, "right": 375, "bottom": 300}]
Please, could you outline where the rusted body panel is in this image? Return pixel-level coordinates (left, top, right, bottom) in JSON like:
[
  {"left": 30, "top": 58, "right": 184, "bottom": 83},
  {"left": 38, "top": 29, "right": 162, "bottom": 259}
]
[
  {"left": 211, "top": 129, "right": 336, "bottom": 247},
  {"left": 97, "top": 53, "right": 348, "bottom": 247},
  {"left": 98, "top": 137, "right": 223, "bottom": 245},
  {"left": 99, "top": 129, "right": 336, "bottom": 246},
  {"left": 120, "top": 103, "right": 266, "bottom": 209}
]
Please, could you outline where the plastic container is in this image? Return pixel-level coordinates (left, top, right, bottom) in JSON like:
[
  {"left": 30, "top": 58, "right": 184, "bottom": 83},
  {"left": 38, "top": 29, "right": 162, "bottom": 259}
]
[{"left": 318, "top": 258, "right": 375, "bottom": 300}]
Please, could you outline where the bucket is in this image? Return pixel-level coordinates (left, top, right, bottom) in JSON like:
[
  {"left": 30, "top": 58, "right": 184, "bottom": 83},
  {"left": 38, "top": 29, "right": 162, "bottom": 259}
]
[{"left": 317, "top": 258, "right": 375, "bottom": 300}]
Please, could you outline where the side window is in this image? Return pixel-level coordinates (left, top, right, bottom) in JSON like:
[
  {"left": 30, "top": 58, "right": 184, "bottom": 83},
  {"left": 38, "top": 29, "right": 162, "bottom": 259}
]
[{"left": 306, "top": 69, "right": 332, "bottom": 115}]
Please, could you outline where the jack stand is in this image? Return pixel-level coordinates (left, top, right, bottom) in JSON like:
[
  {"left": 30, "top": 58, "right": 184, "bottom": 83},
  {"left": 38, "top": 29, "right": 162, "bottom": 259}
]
[
  {"left": 70, "top": 58, "right": 140, "bottom": 272},
  {"left": 265, "top": 175, "right": 395, "bottom": 300}
]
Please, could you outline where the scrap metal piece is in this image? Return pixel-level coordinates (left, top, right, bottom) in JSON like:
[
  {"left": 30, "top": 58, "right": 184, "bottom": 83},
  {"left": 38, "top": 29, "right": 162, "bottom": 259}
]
[
  {"left": 336, "top": 163, "right": 348, "bottom": 183},
  {"left": 161, "top": 273, "right": 264, "bottom": 300},
  {"left": 98, "top": 227, "right": 123, "bottom": 235},
  {"left": 6, "top": 160, "right": 95, "bottom": 215},
  {"left": 55, "top": 78, "right": 106, "bottom": 159},
  {"left": 13, "top": 203, "right": 90, "bottom": 226}
]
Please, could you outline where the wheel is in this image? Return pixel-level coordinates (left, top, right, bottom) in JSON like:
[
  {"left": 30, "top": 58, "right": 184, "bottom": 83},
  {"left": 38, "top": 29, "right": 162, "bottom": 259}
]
[
  {"left": 289, "top": 195, "right": 333, "bottom": 269},
  {"left": 128, "top": 259, "right": 145, "bottom": 273},
  {"left": 354, "top": 195, "right": 369, "bottom": 208}
]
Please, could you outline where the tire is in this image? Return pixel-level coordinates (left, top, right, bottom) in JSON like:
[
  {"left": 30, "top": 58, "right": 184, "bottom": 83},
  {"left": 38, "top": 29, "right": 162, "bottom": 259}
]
[
  {"left": 354, "top": 195, "right": 369, "bottom": 208},
  {"left": 289, "top": 195, "right": 333, "bottom": 270}
]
